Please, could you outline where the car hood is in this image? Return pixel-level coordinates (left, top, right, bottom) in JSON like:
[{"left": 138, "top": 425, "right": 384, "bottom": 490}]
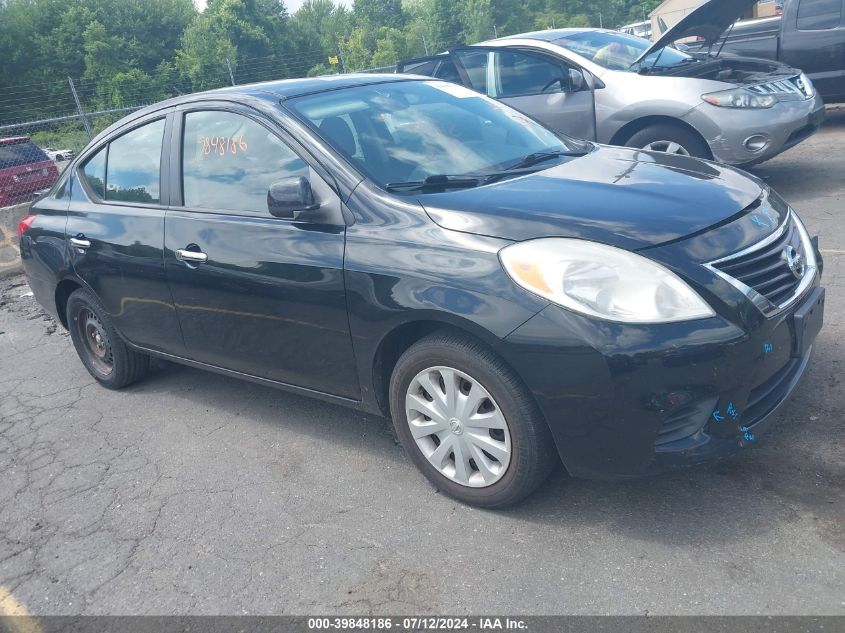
[
  {"left": 419, "top": 145, "right": 763, "bottom": 251},
  {"left": 636, "top": 0, "right": 759, "bottom": 64}
]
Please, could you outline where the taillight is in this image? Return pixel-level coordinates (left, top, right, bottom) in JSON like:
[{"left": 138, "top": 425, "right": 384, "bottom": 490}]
[{"left": 18, "top": 214, "right": 36, "bottom": 240}]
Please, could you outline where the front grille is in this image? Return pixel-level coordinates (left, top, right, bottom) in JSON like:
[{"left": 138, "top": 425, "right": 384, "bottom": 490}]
[
  {"left": 712, "top": 217, "right": 805, "bottom": 308},
  {"left": 747, "top": 75, "right": 812, "bottom": 99}
]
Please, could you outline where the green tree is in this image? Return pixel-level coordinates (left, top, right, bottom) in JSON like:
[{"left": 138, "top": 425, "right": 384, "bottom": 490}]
[
  {"left": 290, "top": 0, "right": 351, "bottom": 58},
  {"left": 462, "top": 0, "right": 494, "bottom": 43},
  {"left": 341, "top": 27, "right": 374, "bottom": 71},
  {"left": 353, "top": 0, "right": 405, "bottom": 30},
  {"left": 431, "top": 0, "right": 464, "bottom": 47},
  {"left": 371, "top": 27, "right": 407, "bottom": 68}
]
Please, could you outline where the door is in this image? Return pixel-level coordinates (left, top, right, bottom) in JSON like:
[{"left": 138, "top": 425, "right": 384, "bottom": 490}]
[
  {"left": 68, "top": 111, "right": 186, "bottom": 355},
  {"left": 781, "top": 0, "right": 845, "bottom": 98},
  {"left": 164, "top": 105, "right": 359, "bottom": 399},
  {"left": 450, "top": 47, "right": 598, "bottom": 140}
]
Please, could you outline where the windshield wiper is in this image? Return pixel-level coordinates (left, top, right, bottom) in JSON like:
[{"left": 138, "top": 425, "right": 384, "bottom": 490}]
[
  {"left": 503, "top": 148, "right": 591, "bottom": 171},
  {"left": 385, "top": 174, "right": 487, "bottom": 193},
  {"left": 385, "top": 149, "right": 593, "bottom": 193}
]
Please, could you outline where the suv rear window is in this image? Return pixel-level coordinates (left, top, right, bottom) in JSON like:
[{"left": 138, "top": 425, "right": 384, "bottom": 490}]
[
  {"left": 797, "top": 0, "right": 843, "bottom": 29},
  {"left": 0, "top": 140, "right": 49, "bottom": 168}
]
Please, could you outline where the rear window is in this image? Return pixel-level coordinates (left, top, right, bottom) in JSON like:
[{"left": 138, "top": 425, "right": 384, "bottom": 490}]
[
  {"left": 0, "top": 140, "right": 49, "bottom": 169},
  {"left": 797, "top": 0, "right": 843, "bottom": 29}
]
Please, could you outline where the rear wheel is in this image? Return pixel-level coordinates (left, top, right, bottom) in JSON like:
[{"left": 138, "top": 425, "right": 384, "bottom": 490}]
[
  {"left": 389, "top": 332, "right": 558, "bottom": 508},
  {"left": 66, "top": 288, "right": 149, "bottom": 389},
  {"left": 625, "top": 123, "right": 711, "bottom": 159}
]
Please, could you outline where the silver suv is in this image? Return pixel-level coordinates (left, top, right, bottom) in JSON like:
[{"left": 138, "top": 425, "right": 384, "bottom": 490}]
[{"left": 398, "top": 0, "right": 825, "bottom": 166}]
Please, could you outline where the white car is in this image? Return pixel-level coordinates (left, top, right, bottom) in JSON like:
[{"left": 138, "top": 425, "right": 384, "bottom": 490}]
[{"left": 44, "top": 148, "right": 75, "bottom": 162}]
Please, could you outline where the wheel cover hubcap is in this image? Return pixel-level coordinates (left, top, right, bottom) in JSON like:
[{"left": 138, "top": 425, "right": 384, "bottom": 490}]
[
  {"left": 643, "top": 140, "right": 691, "bottom": 156},
  {"left": 405, "top": 366, "right": 512, "bottom": 488}
]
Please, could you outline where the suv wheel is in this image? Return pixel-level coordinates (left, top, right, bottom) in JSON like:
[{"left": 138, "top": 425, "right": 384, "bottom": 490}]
[
  {"left": 66, "top": 288, "right": 149, "bottom": 389},
  {"left": 626, "top": 123, "right": 711, "bottom": 159},
  {"left": 389, "top": 332, "right": 558, "bottom": 508}
]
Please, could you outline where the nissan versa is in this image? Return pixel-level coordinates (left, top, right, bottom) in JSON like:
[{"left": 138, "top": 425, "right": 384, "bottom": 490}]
[
  {"left": 397, "top": 0, "right": 826, "bottom": 166},
  {"left": 19, "top": 76, "right": 825, "bottom": 507}
]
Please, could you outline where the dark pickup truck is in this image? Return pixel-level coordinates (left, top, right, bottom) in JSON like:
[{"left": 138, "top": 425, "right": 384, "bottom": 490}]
[{"left": 712, "top": 0, "right": 844, "bottom": 101}]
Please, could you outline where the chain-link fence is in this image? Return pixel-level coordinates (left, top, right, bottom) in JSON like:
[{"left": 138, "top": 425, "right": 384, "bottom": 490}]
[{"left": 0, "top": 41, "right": 467, "bottom": 209}]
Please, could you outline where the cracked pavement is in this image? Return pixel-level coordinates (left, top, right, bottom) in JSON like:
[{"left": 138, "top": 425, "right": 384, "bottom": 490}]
[{"left": 0, "top": 112, "right": 843, "bottom": 616}]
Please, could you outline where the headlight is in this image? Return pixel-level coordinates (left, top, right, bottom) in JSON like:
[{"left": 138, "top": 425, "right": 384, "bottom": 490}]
[
  {"left": 702, "top": 88, "right": 777, "bottom": 109},
  {"left": 500, "top": 238, "right": 715, "bottom": 323},
  {"left": 797, "top": 72, "right": 815, "bottom": 98}
]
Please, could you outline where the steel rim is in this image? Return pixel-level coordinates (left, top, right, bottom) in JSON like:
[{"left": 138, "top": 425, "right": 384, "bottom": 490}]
[
  {"left": 643, "top": 140, "right": 691, "bottom": 156},
  {"left": 405, "top": 366, "right": 512, "bottom": 488},
  {"left": 77, "top": 307, "right": 113, "bottom": 376}
]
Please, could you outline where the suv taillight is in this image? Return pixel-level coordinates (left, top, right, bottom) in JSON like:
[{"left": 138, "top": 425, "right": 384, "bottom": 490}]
[{"left": 18, "top": 215, "right": 36, "bottom": 240}]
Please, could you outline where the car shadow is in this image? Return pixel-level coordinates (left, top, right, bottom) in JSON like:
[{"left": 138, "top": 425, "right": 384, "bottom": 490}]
[
  {"left": 128, "top": 349, "right": 843, "bottom": 550},
  {"left": 131, "top": 359, "right": 408, "bottom": 466}
]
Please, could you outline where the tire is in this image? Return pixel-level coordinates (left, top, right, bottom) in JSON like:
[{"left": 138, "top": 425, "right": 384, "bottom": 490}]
[
  {"left": 389, "top": 331, "right": 558, "bottom": 508},
  {"left": 625, "top": 123, "right": 711, "bottom": 159},
  {"left": 66, "top": 288, "right": 149, "bottom": 389}
]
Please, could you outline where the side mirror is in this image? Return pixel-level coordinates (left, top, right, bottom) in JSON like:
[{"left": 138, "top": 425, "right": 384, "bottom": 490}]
[
  {"left": 569, "top": 68, "right": 587, "bottom": 92},
  {"left": 267, "top": 176, "right": 318, "bottom": 220}
]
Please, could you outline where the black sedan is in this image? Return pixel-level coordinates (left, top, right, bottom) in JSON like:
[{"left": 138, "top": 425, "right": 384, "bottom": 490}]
[{"left": 18, "top": 75, "right": 824, "bottom": 507}]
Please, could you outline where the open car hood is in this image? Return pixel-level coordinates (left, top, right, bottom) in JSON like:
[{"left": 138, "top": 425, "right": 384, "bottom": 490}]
[{"left": 635, "top": 0, "right": 759, "bottom": 65}]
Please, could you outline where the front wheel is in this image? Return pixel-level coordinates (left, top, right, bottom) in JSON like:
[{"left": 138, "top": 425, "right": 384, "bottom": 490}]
[
  {"left": 389, "top": 332, "right": 558, "bottom": 508},
  {"left": 625, "top": 123, "right": 711, "bottom": 159},
  {"left": 66, "top": 288, "right": 150, "bottom": 389}
]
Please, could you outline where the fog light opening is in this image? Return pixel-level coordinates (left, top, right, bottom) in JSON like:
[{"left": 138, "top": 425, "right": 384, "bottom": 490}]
[{"left": 744, "top": 135, "right": 770, "bottom": 153}]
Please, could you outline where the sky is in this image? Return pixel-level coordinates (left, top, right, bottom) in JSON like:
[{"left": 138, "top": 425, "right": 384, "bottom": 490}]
[{"left": 194, "top": 0, "right": 352, "bottom": 12}]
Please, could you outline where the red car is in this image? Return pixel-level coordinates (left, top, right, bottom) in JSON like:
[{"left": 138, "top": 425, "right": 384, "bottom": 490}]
[{"left": 0, "top": 137, "right": 60, "bottom": 208}]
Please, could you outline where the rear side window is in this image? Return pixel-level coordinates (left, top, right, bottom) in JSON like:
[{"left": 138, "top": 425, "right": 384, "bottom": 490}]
[
  {"left": 181, "top": 110, "right": 308, "bottom": 215},
  {"left": 106, "top": 119, "right": 165, "bottom": 203},
  {"left": 79, "top": 118, "right": 165, "bottom": 204},
  {"left": 82, "top": 147, "right": 106, "bottom": 199},
  {"left": 452, "top": 49, "right": 490, "bottom": 94},
  {"left": 433, "top": 59, "right": 462, "bottom": 84},
  {"left": 797, "top": 0, "right": 842, "bottom": 29},
  {"left": 400, "top": 59, "right": 439, "bottom": 75},
  {"left": 0, "top": 140, "right": 49, "bottom": 168}
]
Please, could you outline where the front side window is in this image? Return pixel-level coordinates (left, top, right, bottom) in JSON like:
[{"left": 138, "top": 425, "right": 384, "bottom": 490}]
[
  {"left": 182, "top": 110, "right": 308, "bottom": 214},
  {"left": 493, "top": 50, "right": 571, "bottom": 98},
  {"left": 797, "top": 0, "right": 842, "bottom": 29},
  {"left": 289, "top": 80, "right": 580, "bottom": 187},
  {"left": 106, "top": 119, "right": 165, "bottom": 203}
]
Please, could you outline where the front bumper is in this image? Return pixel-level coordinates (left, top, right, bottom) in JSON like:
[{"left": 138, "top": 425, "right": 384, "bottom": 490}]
[
  {"left": 496, "top": 279, "right": 825, "bottom": 480},
  {"left": 684, "top": 93, "right": 825, "bottom": 166}
]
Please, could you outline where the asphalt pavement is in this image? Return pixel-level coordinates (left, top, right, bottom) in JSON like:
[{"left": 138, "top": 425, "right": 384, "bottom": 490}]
[{"left": 0, "top": 112, "right": 843, "bottom": 616}]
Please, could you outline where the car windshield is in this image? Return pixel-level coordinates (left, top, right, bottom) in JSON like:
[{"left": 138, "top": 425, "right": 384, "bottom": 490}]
[
  {"left": 288, "top": 80, "right": 584, "bottom": 190},
  {"left": 556, "top": 31, "right": 693, "bottom": 71},
  {"left": 0, "top": 140, "right": 49, "bottom": 168}
]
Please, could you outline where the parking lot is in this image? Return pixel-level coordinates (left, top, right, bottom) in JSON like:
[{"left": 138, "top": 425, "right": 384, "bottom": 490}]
[{"left": 0, "top": 110, "right": 843, "bottom": 616}]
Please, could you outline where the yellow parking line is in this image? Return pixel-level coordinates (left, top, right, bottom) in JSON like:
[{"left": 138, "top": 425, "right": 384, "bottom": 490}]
[
  {"left": 0, "top": 586, "right": 42, "bottom": 633},
  {"left": 820, "top": 249, "right": 845, "bottom": 254}
]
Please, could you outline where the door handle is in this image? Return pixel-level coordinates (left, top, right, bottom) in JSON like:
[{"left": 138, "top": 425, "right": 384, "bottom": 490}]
[
  {"left": 175, "top": 248, "right": 208, "bottom": 264},
  {"left": 69, "top": 236, "right": 91, "bottom": 249}
]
